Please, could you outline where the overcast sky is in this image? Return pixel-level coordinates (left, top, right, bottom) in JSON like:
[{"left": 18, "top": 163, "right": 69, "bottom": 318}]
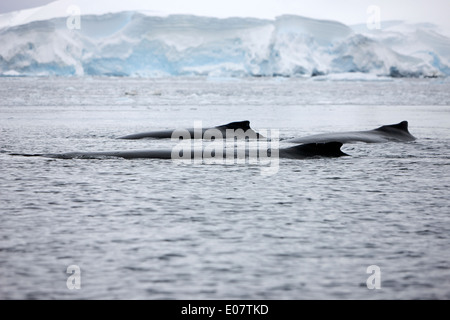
[
  {"left": 0, "top": 0, "right": 54, "bottom": 13},
  {"left": 1, "top": 0, "right": 449, "bottom": 32}
]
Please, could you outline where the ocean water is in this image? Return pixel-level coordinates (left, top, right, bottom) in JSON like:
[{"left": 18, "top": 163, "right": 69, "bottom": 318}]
[{"left": 0, "top": 76, "right": 449, "bottom": 300}]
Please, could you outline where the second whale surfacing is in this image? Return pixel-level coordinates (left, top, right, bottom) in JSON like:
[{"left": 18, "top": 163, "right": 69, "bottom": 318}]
[
  {"left": 286, "top": 121, "right": 416, "bottom": 144},
  {"left": 118, "top": 120, "right": 263, "bottom": 139}
]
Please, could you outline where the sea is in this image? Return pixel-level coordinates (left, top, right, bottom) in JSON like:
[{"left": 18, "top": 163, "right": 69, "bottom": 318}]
[{"left": 0, "top": 76, "right": 449, "bottom": 299}]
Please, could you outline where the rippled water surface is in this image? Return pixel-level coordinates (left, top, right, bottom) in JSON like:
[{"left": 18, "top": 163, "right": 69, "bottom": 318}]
[{"left": 1, "top": 77, "right": 450, "bottom": 299}]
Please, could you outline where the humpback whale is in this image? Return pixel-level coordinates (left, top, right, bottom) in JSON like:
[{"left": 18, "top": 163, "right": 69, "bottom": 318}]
[
  {"left": 11, "top": 142, "right": 346, "bottom": 160},
  {"left": 10, "top": 121, "right": 415, "bottom": 161},
  {"left": 286, "top": 121, "right": 415, "bottom": 144},
  {"left": 118, "top": 120, "right": 263, "bottom": 139}
]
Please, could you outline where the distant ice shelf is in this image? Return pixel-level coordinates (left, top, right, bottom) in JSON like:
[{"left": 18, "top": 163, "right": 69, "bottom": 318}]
[{"left": 0, "top": 12, "right": 449, "bottom": 78}]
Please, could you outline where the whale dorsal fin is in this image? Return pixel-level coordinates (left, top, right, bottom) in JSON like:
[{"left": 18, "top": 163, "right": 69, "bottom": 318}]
[
  {"left": 375, "top": 121, "right": 409, "bottom": 133},
  {"left": 218, "top": 121, "right": 251, "bottom": 131}
]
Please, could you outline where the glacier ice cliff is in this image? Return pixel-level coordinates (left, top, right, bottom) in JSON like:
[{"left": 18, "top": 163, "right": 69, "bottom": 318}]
[{"left": 0, "top": 12, "right": 449, "bottom": 77}]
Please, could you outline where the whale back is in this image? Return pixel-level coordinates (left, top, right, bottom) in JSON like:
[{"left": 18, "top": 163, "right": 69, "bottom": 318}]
[
  {"left": 118, "top": 120, "right": 257, "bottom": 139},
  {"left": 280, "top": 142, "right": 348, "bottom": 159},
  {"left": 286, "top": 121, "right": 416, "bottom": 144}
]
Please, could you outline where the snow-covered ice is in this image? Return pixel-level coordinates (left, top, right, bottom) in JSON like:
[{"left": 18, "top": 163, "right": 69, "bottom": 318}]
[{"left": 0, "top": 1, "right": 449, "bottom": 77}]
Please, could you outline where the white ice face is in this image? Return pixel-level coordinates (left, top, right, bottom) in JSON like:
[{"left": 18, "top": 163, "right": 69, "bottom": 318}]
[{"left": 0, "top": 1, "right": 449, "bottom": 78}]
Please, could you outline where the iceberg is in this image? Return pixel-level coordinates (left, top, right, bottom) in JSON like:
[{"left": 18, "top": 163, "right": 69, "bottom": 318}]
[{"left": 0, "top": 3, "right": 449, "bottom": 78}]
